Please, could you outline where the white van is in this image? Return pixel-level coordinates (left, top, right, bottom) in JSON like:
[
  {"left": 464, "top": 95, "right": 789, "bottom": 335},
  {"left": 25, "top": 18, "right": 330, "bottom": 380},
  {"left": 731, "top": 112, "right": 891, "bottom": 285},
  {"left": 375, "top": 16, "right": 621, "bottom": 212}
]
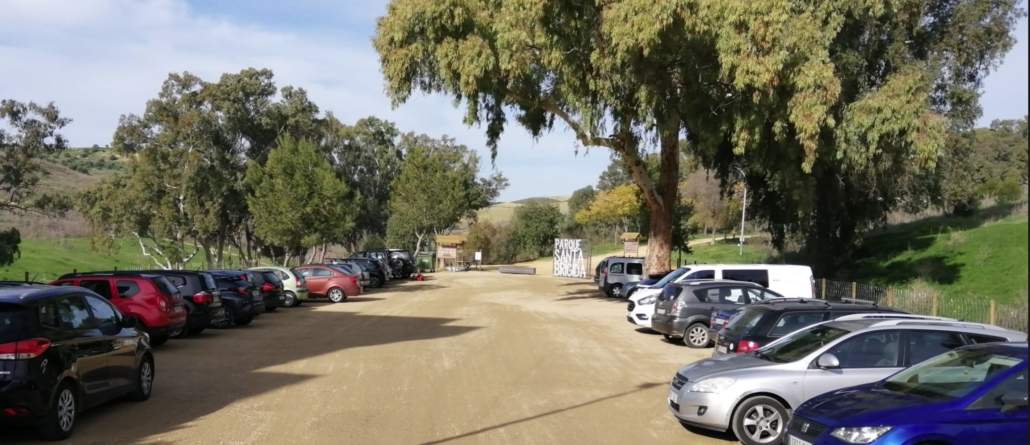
[{"left": 625, "top": 264, "right": 814, "bottom": 329}]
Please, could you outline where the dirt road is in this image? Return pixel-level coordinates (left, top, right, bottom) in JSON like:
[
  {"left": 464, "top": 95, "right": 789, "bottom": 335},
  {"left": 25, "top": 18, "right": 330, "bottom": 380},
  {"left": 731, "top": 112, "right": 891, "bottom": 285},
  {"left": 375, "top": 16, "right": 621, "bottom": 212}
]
[{"left": 4, "top": 272, "right": 735, "bottom": 445}]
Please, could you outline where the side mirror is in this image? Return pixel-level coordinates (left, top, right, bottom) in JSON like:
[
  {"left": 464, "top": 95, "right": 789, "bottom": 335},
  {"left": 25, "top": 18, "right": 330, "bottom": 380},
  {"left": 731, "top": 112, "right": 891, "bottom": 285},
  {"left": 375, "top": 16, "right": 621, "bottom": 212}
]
[
  {"left": 816, "top": 353, "right": 841, "bottom": 369},
  {"left": 1000, "top": 392, "right": 1029, "bottom": 413}
]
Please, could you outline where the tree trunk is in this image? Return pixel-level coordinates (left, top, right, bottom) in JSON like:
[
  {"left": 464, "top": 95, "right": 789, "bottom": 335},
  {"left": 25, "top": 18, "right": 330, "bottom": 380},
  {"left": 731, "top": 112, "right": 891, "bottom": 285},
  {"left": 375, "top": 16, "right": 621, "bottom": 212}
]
[{"left": 639, "top": 116, "right": 681, "bottom": 276}]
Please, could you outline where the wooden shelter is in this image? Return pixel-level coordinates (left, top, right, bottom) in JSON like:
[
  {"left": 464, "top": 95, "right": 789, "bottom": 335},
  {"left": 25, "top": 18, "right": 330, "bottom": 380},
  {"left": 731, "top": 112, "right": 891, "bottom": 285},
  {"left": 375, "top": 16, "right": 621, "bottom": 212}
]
[{"left": 435, "top": 234, "right": 468, "bottom": 270}]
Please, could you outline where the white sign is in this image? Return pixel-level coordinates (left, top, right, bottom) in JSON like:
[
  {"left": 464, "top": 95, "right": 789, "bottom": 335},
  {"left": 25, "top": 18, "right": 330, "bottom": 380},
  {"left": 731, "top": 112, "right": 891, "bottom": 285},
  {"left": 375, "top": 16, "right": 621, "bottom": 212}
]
[
  {"left": 553, "top": 238, "right": 587, "bottom": 278},
  {"left": 438, "top": 247, "right": 457, "bottom": 259},
  {"left": 474, "top": 251, "right": 482, "bottom": 262}
]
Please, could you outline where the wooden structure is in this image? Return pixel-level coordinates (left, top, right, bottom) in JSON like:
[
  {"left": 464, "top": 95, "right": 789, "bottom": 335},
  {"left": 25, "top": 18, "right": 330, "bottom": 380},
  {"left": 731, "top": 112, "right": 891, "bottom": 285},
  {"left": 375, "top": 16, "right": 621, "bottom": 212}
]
[
  {"left": 435, "top": 234, "right": 468, "bottom": 271},
  {"left": 620, "top": 232, "right": 641, "bottom": 256}
]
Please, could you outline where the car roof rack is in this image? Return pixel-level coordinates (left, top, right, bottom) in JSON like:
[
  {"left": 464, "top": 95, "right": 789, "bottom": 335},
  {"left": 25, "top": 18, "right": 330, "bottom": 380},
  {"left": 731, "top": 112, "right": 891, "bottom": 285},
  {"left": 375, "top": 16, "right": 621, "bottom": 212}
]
[
  {"left": 838, "top": 298, "right": 878, "bottom": 306},
  {"left": 757, "top": 297, "right": 829, "bottom": 306},
  {"left": 835, "top": 313, "right": 952, "bottom": 322},
  {"left": 871, "top": 319, "right": 1003, "bottom": 331}
]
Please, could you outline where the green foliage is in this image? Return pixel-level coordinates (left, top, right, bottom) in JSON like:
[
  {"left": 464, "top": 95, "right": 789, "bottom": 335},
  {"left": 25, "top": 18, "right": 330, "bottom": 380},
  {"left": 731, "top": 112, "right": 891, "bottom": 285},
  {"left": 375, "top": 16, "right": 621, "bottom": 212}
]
[
  {"left": 508, "top": 202, "right": 562, "bottom": 260},
  {"left": 575, "top": 184, "right": 640, "bottom": 228},
  {"left": 0, "top": 228, "right": 20, "bottom": 266},
  {"left": 465, "top": 220, "right": 515, "bottom": 264},
  {"left": 386, "top": 134, "right": 504, "bottom": 255},
  {"left": 0, "top": 99, "right": 70, "bottom": 213},
  {"left": 936, "top": 118, "right": 1028, "bottom": 214},
  {"left": 42, "top": 147, "right": 123, "bottom": 174},
  {"left": 245, "top": 136, "right": 355, "bottom": 256},
  {"left": 374, "top": 0, "right": 1025, "bottom": 275}
]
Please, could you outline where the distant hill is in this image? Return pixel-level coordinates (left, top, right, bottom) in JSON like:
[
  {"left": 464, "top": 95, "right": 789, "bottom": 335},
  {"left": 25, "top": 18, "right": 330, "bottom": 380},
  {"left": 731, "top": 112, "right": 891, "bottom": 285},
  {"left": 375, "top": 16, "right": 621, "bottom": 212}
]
[{"left": 474, "top": 196, "right": 570, "bottom": 226}]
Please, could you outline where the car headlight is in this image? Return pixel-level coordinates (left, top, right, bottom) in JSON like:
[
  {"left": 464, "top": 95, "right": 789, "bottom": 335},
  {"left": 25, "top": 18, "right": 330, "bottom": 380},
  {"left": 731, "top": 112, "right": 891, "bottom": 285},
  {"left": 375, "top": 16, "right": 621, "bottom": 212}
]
[
  {"left": 639, "top": 296, "right": 656, "bottom": 305},
  {"left": 830, "top": 426, "right": 892, "bottom": 444},
  {"left": 686, "top": 377, "right": 735, "bottom": 393}
]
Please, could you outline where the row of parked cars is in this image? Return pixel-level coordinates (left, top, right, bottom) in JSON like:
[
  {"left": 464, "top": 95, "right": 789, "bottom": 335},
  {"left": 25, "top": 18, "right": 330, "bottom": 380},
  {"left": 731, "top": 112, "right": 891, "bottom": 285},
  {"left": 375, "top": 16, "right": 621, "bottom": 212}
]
[
  {"left": 0, "top": 249, "right": 417, "bottom": 440},
  {"left": 594, "top": 257, "right": 1029, "bottom": 445}
]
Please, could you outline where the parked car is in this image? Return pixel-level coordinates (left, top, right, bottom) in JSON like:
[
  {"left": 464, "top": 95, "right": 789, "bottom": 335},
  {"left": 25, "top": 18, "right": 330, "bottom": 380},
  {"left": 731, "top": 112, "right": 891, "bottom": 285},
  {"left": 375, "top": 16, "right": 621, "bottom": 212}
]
[
  {"left": 211, "top": 270, "right": 281, "bottom": 312},
  {"left": 711, "top": 299, "right": 904, "bottom": 356},
  {"left": 249, "top": 266, "right": 308, "bottom": 307},
  {"left": 0, "top": 283, "right": 154, "bottom": 440},
  {"left": 341, "top": 258, "right": 387, "bottom": 288},
  {"left": 626, "top": 267, "right": 697, "bottom": 329},
  {"left": 387, "top": 249, "right": 417, "bottom": 278},
  {"left": 788, "top": 341, "right": 1028, "bottom": 445},
  {"left": 624, "top": 269, "right": 681, "bottom": 299},
  {"left": 328, "top": 261, "right": 370, "bottom": 288},
  {"left": 651, "top": 280, "right": 785, "bottom": 347},
  {"left": 141, "top": 270, "right": 227, "bottom": 337},
  {"left": 294, "top": 265, "right": 362, "bottom": 303},
  {"left": 208, "top": 271, "right": 262, "bottom": 325},
  {"left": 51, "top": 272, "right": 187, "bottom": 346},
  {"left": 596, "top": 256, "right": 645, "bottom": 298},
  {"left": 629, "top": 264, "right": 815, "bottom": 309},
  {"left": 666, "top": 314, "right": 1025, "bottom": 445}
]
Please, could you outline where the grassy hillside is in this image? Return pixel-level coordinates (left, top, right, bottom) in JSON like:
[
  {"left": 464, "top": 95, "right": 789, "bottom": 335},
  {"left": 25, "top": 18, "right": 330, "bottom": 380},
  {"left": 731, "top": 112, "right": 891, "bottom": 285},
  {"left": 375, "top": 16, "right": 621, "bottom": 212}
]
[
  {"left": 844, "top": 206, "right": 1028, "bottom": 305},
  {"left": 0, "top": 238, "right": 206, "bottom": 282},
  {"left": 475, "top": 196, "right": 570, "bottom": 226}
]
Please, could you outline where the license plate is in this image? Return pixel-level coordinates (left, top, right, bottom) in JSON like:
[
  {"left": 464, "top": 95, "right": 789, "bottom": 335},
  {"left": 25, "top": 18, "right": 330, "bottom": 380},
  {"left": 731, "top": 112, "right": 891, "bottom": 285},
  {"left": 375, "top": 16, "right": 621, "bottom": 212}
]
[
  {"left": 717, "top": 345, "right": 728, "bottom": 354},
  {"left": 656, "top": 308, "right": 667, "bottom": 315},
  {"left": 787, "top": 435, "right": 812, "bottom": 445},
  {"left": 668, "top": 390, "right": 678, "bottom": 404}
]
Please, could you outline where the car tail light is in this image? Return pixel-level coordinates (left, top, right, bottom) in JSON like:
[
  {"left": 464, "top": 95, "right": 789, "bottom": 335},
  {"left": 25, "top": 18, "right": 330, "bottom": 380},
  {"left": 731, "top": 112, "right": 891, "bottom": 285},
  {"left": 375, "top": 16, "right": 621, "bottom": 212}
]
[
  {"left": 0, "top": 338, "right": 51, "bottom": 360},
  {"left": 236, "top": 287, "right": 250, "bottom": 297},
  {"left": 736, "top": 340, "right": 760, "bottom": 354},
  {"left": 2, "top": 407, "right": 32, "bottom": 416},
  {"left": 192, "top": 292, "right": 214, "bottom": 305},
  {"left": 159, "top": 298, "right": 169, "bottom": 312},
  {"left": 261, "top": 282, "right": 275, "bottom": 293}
]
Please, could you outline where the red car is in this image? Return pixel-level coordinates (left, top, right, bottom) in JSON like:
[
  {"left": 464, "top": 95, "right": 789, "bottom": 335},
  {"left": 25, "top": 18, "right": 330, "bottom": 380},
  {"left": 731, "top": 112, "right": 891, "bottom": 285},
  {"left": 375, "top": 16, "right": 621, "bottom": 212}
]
[
  {"left": 294, "top": 265, "right": 362, "bottom": 303},
  {"left": 51, "top": 272, "right": 188, "bottom": 346}
]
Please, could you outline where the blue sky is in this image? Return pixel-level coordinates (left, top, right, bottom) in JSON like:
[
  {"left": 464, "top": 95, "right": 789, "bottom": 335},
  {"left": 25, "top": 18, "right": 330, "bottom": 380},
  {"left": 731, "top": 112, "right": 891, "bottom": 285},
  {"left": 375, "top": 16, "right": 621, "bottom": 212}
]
[{"left": 1, "top": 0, "right": 1026, "bottom": 202}]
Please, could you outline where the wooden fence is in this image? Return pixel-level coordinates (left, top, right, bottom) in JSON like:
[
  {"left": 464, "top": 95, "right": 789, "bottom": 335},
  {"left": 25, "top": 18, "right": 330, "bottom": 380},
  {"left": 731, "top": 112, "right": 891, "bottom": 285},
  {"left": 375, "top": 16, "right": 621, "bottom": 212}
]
[{"left": 816, "top": 279, "right": 1028, "bottom": 333}]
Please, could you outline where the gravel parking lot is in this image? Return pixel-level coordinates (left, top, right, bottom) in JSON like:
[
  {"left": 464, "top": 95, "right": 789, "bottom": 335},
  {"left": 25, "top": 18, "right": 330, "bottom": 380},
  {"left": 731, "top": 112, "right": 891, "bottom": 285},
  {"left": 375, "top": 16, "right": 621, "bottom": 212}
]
[{"left": 5, "top": 272, "right": 734, "bottom": 444}]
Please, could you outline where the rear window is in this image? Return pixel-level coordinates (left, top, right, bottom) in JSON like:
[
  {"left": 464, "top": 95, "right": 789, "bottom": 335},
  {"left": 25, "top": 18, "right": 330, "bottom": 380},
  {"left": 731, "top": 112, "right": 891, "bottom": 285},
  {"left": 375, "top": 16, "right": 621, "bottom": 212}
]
[
  {"left": 201, "top": 273, "right": 217, "bottom": 290},
  {"left": 724, "top": 308, "right": 767, "bottom": 337},
  {"left": 151, "top": 277, "right": 179, "bottom": 296},
  {"left": 116, "top": 280, "right": 140, "bottom": 298},
  {"left": 768, "top": 312, "right": 827, "bottom": 337},
  {"left": 723, "top": 269, "right": 770, "bottom": 287},
  {"left": 0, "top": 304, "right": 30, "bottom": 343},
  {"left": 80, "top": 280, "right": 112, "bottom": 299},
  {"left": 626, "top": 263, "right": 643, "bottom": 275}
]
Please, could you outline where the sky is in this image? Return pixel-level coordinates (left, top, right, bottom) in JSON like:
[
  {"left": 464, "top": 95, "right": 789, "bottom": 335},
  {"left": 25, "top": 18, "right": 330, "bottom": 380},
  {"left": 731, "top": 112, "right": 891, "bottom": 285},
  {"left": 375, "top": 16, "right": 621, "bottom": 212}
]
[{"left": 1, "top": 0, "right": 1027, "bottom": 202}]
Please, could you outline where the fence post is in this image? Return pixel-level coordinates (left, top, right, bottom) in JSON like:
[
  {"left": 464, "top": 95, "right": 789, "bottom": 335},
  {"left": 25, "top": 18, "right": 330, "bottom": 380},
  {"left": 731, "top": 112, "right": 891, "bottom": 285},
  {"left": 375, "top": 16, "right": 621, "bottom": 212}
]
[
  {"left": 885, "top": 288, "right": 895, "bottom": 307},
  {"left": 931, "top": 294, "right": 939, "bottom": 316},
  {"left": 851, "top": 282, "right": 857, "bottom": 299},
  {"left": 24, "top": 271, "right": 29, "bottom": 283},
  {"left": 989, "top": 300, "right": 997, "bottom": 325},
  {"left": 821, "top": 279, "right": 826, "bottom": 299}
]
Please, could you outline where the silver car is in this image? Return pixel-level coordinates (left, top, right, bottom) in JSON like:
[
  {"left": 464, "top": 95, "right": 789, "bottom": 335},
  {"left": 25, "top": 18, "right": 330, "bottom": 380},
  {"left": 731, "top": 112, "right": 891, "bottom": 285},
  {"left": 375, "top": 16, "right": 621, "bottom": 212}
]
[{"left": 666, "top": 314, "right": 1026, "bottom": 445}]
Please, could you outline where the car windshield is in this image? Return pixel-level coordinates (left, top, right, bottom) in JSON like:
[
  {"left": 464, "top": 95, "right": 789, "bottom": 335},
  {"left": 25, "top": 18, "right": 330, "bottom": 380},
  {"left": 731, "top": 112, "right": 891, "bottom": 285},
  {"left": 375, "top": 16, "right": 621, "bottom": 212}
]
[
  {"left": 723, "top": 308, "right": 765, "bottom": 337},
  {"left": 652, "top": 268, "right": 689, "bottom": 288},
  {"left": 755, "top": 324, "right": 850, "bottom": 363},
  {"left": 882, "top": 348, "right": 1025, "bottom": 400}
]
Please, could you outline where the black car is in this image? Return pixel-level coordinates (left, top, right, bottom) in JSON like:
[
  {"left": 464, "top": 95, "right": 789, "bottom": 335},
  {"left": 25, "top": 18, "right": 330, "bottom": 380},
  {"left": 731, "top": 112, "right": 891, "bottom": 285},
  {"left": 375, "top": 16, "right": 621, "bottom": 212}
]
[
  {"left": 651, "top": 280, "right": 784, "bottom": 348},
  {"left": 342, "top": 258, "right": 387, "bottom": 288},
  {"left": 387, "top": 249, "right": 417, "bottom": 278},
  {"left": 113, "top": 270, "right": 227, "bottom": 337},
  {"left": 712, "top": 298, "right": 905, "bottom": 356},
  {"left": 208, "top": 271, "right": 263, "bottom": 325},
  {"left": 0, "top": 283, "right": 153, "bottom": 440},
  {"left": 212, "top": 270, "right": 281, "bottom": 313}
]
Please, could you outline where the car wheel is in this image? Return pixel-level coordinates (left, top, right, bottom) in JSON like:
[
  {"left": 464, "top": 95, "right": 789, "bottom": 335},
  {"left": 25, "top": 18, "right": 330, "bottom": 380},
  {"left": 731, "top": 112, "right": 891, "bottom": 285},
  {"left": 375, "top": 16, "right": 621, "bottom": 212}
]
[
  {"left": 732, "top": 396, "right": 789, "bottom": 445},
  {"left": 606, "top": 284, "right": 623, "bottom": 298},
  {"left": 174, "top": 310, "right": 191, "bottom": 338},
  {"left": 39, "top": 382, "right": 77, "bottom": 441},
  {"left": 127, "top": 354, "right": 155, "bottom": 401},
  {"left": 683, "top": 322, "right": 711, "bottom": 348},
  {"left": 328, "top": 287, "right": 347, "bottom": 303},
  {"left": 283, "top": 291, "right": 297, "bottom": 307}
]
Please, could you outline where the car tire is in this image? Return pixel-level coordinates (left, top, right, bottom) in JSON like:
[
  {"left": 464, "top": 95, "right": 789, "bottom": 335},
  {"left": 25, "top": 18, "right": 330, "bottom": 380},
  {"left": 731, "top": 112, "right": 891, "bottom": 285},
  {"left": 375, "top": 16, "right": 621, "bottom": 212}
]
[
  {"left": 39, "top": 382, "right": 77, "bottom": 441},
  {"left": 683, "top": 322, "right": 711, "bottom": 348},
  {"left": 731, "top": 395, "right": 789, "bottom": 445},
  {"left": 328, "top": 287, "right": 347, "bottom": 303},
  {"left": 188, "top": 326, "right": 206, "bottom": 336},
  {"left": 606, "top": 284, "right": 623, "bottom": 298},
  {"left": 662, "top": 334, "right": 677, "bottom": 342},
  {"left": 127, "top": 354, "right": 155, "bottom": 402},
  {"left": 283, "top": 291, "right": 298, "bottom": 307},
  {"left": 174, "top": 310, "right": 191, "bottom": 338}
]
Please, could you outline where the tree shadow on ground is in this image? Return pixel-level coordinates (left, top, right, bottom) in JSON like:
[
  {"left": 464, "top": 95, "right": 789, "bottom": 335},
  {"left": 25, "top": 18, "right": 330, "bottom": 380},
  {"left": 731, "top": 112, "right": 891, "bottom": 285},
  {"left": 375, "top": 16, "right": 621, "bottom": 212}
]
[
  {"left": 555, "top": 288, "right": 627, "bottom": 303},
  {"left": 1, "top": 308, "right": 480, "bottom": 444}
]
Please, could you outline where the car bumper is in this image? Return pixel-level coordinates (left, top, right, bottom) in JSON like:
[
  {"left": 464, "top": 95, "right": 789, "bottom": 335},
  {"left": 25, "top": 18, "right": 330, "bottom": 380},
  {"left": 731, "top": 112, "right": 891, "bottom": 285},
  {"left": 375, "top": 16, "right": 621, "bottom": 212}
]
[
  {"left": 294, "top": 289, "right": 310, "bottom": 301},
  {"left": 0, "top": 380, "right": 47, "bottom": 423},
  {"left": 627, "top": 307, "right": 654, "bottom": 328},
  {"left": 667, "top": 388, "right": 733, "bottom": 432},
  {"left": 651, "top": 315, "right": 688, "bottom": 336}
]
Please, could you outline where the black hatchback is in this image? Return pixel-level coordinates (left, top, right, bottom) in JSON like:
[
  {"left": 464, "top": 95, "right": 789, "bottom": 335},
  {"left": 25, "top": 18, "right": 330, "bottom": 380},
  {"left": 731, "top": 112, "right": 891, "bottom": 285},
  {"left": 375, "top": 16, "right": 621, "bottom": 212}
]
[
  {"left": 712, "top": 299, "right": 905, "bottom": 356},
  {"left": 0, "top": 283, "right": 154, "bottom": 440}
]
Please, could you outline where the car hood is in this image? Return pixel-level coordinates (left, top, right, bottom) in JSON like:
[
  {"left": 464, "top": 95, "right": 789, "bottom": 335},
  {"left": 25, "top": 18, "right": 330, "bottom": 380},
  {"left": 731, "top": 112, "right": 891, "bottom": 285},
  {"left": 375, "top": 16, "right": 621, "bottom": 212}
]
[
  {"left": 630, "top": 287, "right": 661, "bottom": 302},
  {"left": 676, "top": 353, "right": 772, "bottom": 380},
  {"left": 800, "top": 383, "right": 952, "bottom": 426}
]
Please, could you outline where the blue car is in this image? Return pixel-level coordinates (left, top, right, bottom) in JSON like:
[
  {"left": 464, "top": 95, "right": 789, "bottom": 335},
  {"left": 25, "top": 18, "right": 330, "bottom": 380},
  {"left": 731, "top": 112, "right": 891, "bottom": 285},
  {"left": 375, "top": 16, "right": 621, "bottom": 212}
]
[{"left": 786, "top": 342, "right": 1028, "bottom": 445}]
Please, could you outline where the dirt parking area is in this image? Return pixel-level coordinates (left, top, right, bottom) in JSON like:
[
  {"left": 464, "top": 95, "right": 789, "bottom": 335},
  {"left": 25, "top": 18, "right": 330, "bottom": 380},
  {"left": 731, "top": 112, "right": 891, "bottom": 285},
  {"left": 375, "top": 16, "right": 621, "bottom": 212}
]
[{"left": 4, "top": 272, "right": 735, "bottom": 445}]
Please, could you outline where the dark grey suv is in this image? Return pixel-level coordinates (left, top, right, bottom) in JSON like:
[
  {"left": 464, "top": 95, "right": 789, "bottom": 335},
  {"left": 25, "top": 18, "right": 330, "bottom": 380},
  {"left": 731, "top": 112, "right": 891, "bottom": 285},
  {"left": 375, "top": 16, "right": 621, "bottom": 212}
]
[{"left": 652, "top": 280, "right": 783, "bottom": 348}]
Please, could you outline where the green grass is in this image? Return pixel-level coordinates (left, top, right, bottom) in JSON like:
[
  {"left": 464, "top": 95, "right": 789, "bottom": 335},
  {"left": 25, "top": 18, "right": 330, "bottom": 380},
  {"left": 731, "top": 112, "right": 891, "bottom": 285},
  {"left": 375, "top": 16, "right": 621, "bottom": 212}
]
[
  {"left": 673, "top": 239, "right": 774, "bottom": 266},
  {"left": 843, "top": 207, "right": 1028, "bottom": 306},
  {"left": 0, "top": 238, "right": 207, "bottom": 282}
]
